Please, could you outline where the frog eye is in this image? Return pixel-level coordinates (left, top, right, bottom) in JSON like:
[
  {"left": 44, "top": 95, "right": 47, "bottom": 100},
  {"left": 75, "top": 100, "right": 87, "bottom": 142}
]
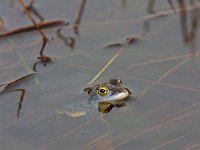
[{"left": 97, "top": 85, "right": 110, "bottom": 97}]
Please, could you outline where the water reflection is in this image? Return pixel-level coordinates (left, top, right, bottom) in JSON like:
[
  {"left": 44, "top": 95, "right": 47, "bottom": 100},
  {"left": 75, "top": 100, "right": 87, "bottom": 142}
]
[
  {"left": 0, "top": 15, "right": 6, "bottom": 32},
  {"left": 0, "top": 1, "right": 199, "bottom": 149},
  {"left": 56, "top": 0, "right": 87, "bottom": 49},
  {"left": 121, "top": 0, "right": 127, "bottom": 9},
  {"left": 177, "top": 0, "right": 200, "bottom": 54},
  {"left": 147, "top": 0, "right": 175, "bottom": 14},
  {"left": 64, "top": 98, "right": 127, "bottom": 118},
  {"left": 98, "top": 101, "right": 126, "bottom": 113},
  {"left": 73, "top": 0, "right": 87, "bottom": 36},
  {"left": 145, "top": 0, "right": 200, "bottom": 55},
  {"left": 0, "top": 0, "right": 67, "bottom": 119},
  {"left": 0, "top": 73, "right": 36, "bottom": 118},
  {"left": 57, "top": 28, "right": 76, "bottom": 49},
  {"left": 26, "top": 0, "right": 44, "bottom": 22}
]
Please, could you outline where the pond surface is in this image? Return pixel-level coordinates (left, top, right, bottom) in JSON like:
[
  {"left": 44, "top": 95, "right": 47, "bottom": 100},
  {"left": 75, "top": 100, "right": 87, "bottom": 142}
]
[{"left": 0, "top": 0, "right": 200, "bottom": 150}]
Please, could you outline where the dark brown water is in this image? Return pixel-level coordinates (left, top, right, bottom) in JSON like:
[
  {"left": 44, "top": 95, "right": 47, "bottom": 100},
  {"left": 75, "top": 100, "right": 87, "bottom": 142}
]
[{"left": 0, "top": 0, "right": 200, "bottom": 150}]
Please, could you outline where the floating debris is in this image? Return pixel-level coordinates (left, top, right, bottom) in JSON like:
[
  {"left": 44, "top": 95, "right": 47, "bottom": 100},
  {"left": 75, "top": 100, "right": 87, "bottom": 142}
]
[
  {"left": 55, "top": 110, "right": 87, "bottom": 118},
  {"left": 104, "top": 43, "right": 122, "bottom": 48},
  {"left": 104, "top": 36, "right": 141, "bottom": 48},
  {"left": 65, "top": 111, "right": 86, "bottom": 118}
]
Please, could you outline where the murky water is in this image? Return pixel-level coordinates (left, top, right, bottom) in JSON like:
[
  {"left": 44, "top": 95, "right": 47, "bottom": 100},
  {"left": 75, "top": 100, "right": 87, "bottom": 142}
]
[{"left": 0, "top": 0, "right": 200, "bottom": 150}]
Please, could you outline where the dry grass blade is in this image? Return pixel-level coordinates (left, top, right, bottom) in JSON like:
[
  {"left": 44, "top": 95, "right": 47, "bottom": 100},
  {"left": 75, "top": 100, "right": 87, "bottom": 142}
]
[
  {"left": 0, "top": 73, "right": 35, "bottom": 93},
  {"left": 88, "top": 38, "right": 133, "bottom": 84}
]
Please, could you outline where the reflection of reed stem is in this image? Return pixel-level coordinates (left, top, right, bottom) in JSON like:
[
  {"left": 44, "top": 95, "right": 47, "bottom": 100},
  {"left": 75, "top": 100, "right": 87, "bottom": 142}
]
[
  {"left": 0, "top": 15, "right": 6, "bottom": 31},
  {"left": 146, "top": 0, "right": 200, "bottom": 55},
  {"left": 29, "top": 0, "right": 35, "bottom": 7},
  {"left": 168, "top": 0, "right": 176, "bottom": 12},
  {"left": 74, "top": 0, "right": 87, "bottom": 35},
  {"left": 147, "top": 0, "right": 157, "bottom": 14},
  {"left": 177, "top": 0, "right": 188, "bottom": 43},
  {"left": 26, "top": 0, "right": 44, "bottom": 22},
  {"left": 57, "top": 28, "right": 75, "bottom": 49},
  {"left": 189, "top": 0, "right": 200, "bottom": 53},
  {"left": 121, "top": 0, "right": 127, "bottom": 9}
]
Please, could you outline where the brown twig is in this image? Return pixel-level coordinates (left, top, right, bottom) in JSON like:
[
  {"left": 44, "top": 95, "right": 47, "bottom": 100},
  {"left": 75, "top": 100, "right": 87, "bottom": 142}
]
[
  {"left": 18, "top": 0, "right": 69, "bottom": 72},
  {"left": 9, "top": 89, "right": 26, "bottom": 119},
  {"left": 18, "top": 0, "right": 47, "bottom": 39},
  {"left": 0, "top": 20, "right": 68, "bottom": 38},
  {"left": 33, "top": 55, "right": 53, "bottom": 72},
  {"left": 39, "top": 36, "right": 47, "bottom": 56},
  {"left": 34, "top": 37, "right": 54, "bottom": 72}
]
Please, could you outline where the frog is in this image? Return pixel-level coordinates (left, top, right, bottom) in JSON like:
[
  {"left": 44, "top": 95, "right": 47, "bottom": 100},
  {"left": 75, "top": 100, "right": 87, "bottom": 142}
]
[
  {"left": 84, "top": 79, "right": 132, "bottom": 102},
  {"left": 57, "top": 79, "right": 132, "bottom": 117},
  {"left": 84, "top": 79, "right": 132, "bottom": 113}
]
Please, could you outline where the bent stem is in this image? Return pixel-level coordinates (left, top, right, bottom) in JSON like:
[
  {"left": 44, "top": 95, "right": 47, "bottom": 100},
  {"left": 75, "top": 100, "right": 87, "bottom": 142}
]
[
  {"left": 18, "top": 0, "right": 48, "bottom": 40},
  {"left": 9, "top": 89, "right": 26, "bottom": 119}
]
